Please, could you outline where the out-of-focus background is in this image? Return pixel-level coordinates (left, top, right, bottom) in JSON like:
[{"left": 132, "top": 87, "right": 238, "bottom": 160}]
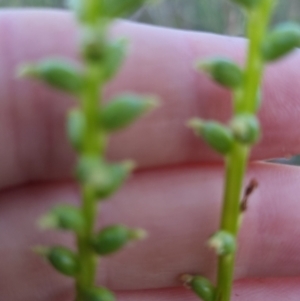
[
  {"left": 0, "top": 0, "right": 299, "bottom": 164},
  {"left": 0, "top": 0, "right": 300, "bottom": 36}
]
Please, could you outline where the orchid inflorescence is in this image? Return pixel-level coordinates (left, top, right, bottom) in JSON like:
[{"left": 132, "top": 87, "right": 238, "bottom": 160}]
[
  {"left": 20, "top": 1, "right": 157, "bottom": 301},
  {"left": 184, "top": 1, "right": 300, "bottom": 301}
]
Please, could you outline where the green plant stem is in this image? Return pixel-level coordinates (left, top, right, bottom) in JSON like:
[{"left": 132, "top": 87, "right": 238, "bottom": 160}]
[
  {"left": 76, "top": 62, "right": 106, "bottom": 300},
  {"left": 215, "top": 143, "right": 248, "bottom": 301},
  {"left": 236, "top": 0, "right": 275, "bottom": 114},
  {"left": 215, "top": 2, "right": 275, "bottom": 301}
]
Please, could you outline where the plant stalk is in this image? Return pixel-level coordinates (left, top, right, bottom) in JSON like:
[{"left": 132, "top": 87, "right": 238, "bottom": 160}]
[
  {"left": 215, "top": 2, "right": 275, "bottom": 301},
  {"left": 75, "top": 62, "right": 106, "bottom": 300}
]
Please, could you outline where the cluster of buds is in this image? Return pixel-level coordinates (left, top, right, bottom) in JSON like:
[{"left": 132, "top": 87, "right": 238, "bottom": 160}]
[
  {"left": 184, "top": 1, "right": 300, "bottom": 301},
  {"left": 20, "top": 1, "right": 157, "bottom": 301},
  {"left": 188, "top": 21, "right": 300, "bottom": 157}
]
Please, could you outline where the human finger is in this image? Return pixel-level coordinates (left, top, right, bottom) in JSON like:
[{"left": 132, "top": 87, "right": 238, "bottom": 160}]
[
  {"left": 1, "top": 162, "right": 300, "bottom": 294},
  {"left": 1, "top": 10, "right": 300, "bottom": 189}
]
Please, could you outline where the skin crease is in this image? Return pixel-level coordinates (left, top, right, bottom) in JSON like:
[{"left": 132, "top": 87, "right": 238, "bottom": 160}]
[{"left": 1, "top": 9, "right": 300, "bottom": 301}]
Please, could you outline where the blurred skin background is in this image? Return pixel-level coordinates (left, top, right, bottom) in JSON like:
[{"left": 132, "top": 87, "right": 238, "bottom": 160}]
[{"left": 1, "top": 0, "right": 300, "bottom": 165}]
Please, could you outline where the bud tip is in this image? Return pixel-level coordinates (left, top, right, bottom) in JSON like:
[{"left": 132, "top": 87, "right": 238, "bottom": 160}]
[
  {"left": 122, "top": 160, "right": 137, "bottom": 172},
  {"left": 186, "top": 118, "right": 204, "bottom": 130},
  {"left": 37, "top": 213, "right": 58, "bottom": 230},
  {"left": 129, "top": 228, "right": 148, "bottom": 240},
  {"left": 17, "top": 64, "right": 38, "bottom": 79}
]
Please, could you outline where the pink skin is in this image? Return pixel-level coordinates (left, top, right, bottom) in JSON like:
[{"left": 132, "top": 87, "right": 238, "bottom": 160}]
[{"left": 1, "top": 9, "right": 300, "bottom": 301}]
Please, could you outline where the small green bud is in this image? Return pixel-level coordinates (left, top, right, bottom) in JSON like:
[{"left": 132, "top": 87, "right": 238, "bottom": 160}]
[
  {"left": 102, "top": 39, "right": 128, "bottom": 81},
  {"left": 230, "top": 0, "right": 261, "bottom": 9},
  {"left": 181, "top": 274, "right": 215, "bottom": 301},
  {"left": 197, "top": 58, "right": 243, "bottom": 89},
  {"left": 18, "top": 59, "right": 83, "bottom": 94},
  {"left": 262, "top": 23, "right": 300, "bottom": 62},
  {"left": 230, "top": 114, "right": 260, "bottom": 144},
  {"left": 101, "top": 0, "right": 148, "bottom": 18},
  {"left": 37, "top": 246, "right": 79, "bottom": 277},
  {"left": 83, "top": 287, "right": 115, "bottom": 301},
  {"left": 187, "top": 119, "right": 234, "bottom": 155},
  {"left": 92, "top": 225, "right": 146, "bottom": 255},
  {"left": 67, "top": 108, "right": 86, "bottom": 151},
  {"left": 38, "top": 204, "right": 84, "bottom": 233},
  {"left": 207, "top": 230, "right": 236, "bottom": 256},
  {"left": 80, "top": 26, "right": 106, "bottom": 62},
  {"left": 100, "top": 94, "right": 159, "bottom": 132},
  {"left": 76, "top": 156, "right": 135, "bottom": 200}
]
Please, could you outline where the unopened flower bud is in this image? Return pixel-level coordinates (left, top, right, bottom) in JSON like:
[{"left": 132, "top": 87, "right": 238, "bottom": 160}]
[
  {"left": 67, "top": 108, "right": 86, "bottom": 151},
  {"left": 181, "top": 274, "right": 215, "bottom": 301},
  {"left": 262, "top": 23, "right": 300, "bottom": 62},
  {"left": 83, "top": 287, "right": 115, "bottom": 301},
  {"left": 187, "top": 119, "right": 234, "bottom": 155},
  {"left": 38, "top": 204, "right": 84, "bottom": 233},
  {"left": 100, "top": 94, "right": 159, "bottom": 132},
  {"left": 35, "top": 246, "right": 79, "bottom": 277},
  {"left": 76, "top": 156, "right": 135, "bottom": 200},
  {"left": 92, "top": 225, "right": 146, "bottom": 255},
  {"left": 80, "top": 26, "right": 106, "bottom": 62},
  {"left": 102, "top": 39, "right": 128, "bottom": 81},
  {"left": 230, "top": 114, "right": 260, "bottom": 144},
  {"left": 197, "top": 58, "right": 243, "bottom": 89},
  {"left": 18, "top": 59, "right": 83, "bottom": 94},
  {"left": 207, "top": 230, "right": 236, "bottom": 256}
]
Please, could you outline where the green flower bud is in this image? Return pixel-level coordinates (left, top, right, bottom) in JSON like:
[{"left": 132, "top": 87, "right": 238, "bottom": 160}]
[
  {"left": 83, "top": 287, "right": 115, "bottom": 301},
  {"left": 92, "top": 225, "right": 146, "bottom": 255},
  {"left": 191, "top": 276, "right": 215, "bottom": 301},
  {"left": 230, "top": 114, "right": 261, "bottom": 144},
  {"left": 181, "top": 274, "right": 215, "bottom": 301},
  {"left": 18, "top": 59, "right": 83, "bottom": 94},
  {"left": 197, "top": 58, "right": 243, "bottom": 89},
  {"left": 207, "top": 230, "right": 236, "bottom": 256},
  {"left": 38, "top": 204, "right": 84, "bottom": 233},
  {"left": 230, "top": 0, "right": 261, "bottom": 9},
  {"left": 67, "top": 108, "right": 86, "bottom": 151},
  {"left": 76, "top": 156, "right": 135, "bottom": 199},
  {"left": 102, "top": 39, "right": 128, "bottom": 81},
  {"left": 36, "top": 246, "right": 79, "bottom": 277},
  {"left": 187, "top": 119, "right": 234, "bottom": 155},
  {"left": 100, "top": 94, "right": 159, "bottom": 132},
  {"left": 262, "top": 23, "right": 300, "bottom": 62},
  {"left": 101, "top": 0, "right": 148, "bottom": 18},
  {"left": 80, "top": 26, "right": 106, "bottom": 62}
]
